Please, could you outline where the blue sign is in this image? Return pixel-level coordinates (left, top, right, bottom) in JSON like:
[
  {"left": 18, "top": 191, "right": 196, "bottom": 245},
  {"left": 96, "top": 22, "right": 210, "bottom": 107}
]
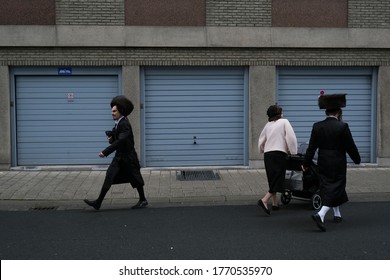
[{"left": 58, "top": 68, "right": 72, "bottom": 75}]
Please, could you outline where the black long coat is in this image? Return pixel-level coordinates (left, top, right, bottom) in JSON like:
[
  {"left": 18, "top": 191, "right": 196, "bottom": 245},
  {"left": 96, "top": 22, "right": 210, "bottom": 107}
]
[
  {"left": 102, "top": 117, "right": 144, "bottom": 187},
  {"left": 303, "top": 117, "right": 361, "bottom": 207}
]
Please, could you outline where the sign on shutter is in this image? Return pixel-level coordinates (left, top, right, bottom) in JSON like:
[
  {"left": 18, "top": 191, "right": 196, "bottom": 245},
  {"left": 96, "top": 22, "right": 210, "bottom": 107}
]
[{"left": 15, "top": 75, "right": 118, "bottom": 165}]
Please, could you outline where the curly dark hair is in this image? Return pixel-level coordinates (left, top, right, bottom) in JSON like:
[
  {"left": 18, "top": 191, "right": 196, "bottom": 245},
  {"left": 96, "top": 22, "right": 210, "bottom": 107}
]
[{"left": 110, "top": 95, "right": 134, "bottom": 117}]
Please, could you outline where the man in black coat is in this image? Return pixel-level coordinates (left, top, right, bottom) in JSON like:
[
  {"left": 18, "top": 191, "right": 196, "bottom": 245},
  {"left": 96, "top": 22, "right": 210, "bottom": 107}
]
[
  {"left": 303, "top": 94, "right": 361, "bottom": 232},
  {"left": 84, "top": 96, "right": 147, "bottom": 210}
]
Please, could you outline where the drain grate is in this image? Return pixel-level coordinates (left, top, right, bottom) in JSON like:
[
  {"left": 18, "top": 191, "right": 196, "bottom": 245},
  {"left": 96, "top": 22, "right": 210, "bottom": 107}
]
[
  {"left": 176, "top": 170, "right": 221, "bottom": 181},
  {"left": 30, "top": 206, "right": 58, "bottom": 211}
]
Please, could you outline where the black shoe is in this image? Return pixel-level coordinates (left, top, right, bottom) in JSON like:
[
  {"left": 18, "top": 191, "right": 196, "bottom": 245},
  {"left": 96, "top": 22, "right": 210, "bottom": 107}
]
[
  {"left": 272, "top": 205, "right": 280, "bottom": 211},
  {"left": 132, "top": 200, "right": 148, "bottom": 209},
  {"left": 312, "top": 214, "right": 326, "bottom": 232},
  {"left": 257, "top": 200, "right": 270, "bottom": 215},
  {"left": 333, "top": 216, "right": 343, "bottom": 223},
  {"left": 83, "top": 199, "right": 101, "bottom": 210}
]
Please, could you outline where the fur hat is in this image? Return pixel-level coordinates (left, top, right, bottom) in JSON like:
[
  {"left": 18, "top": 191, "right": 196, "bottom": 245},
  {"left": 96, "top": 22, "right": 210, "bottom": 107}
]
[
  {"left": 318, "top": 94, "right": 347, "bottom": 109},
  {"left": 110, "top": 96, "right": 134, "bottom": 117}
]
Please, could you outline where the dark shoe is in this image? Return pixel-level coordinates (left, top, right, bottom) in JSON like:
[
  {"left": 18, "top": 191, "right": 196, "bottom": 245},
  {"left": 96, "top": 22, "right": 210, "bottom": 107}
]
[
  {"left": 132, "top": 200, "right": 148, "bottom": 209},
  {"left": 257, "top": 200, "right": 270, "bottom": 215},
  {"left": 272, "top": 205, "right": 280, "bottom": 211},
  {"left": 312, "top": 214, "right": 326, "bottom": 232},
  {"left": 83, "top": 199, "right": 101, "bottom": 210},
  {"left": 333, "top": 216, "right": 343, "bottom": 223}
]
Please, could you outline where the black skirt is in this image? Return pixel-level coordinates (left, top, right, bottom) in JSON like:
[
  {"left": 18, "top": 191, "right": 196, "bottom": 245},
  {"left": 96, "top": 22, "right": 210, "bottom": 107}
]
[{"left": 264, "top": 151, "right": 287, "bottom": 193}]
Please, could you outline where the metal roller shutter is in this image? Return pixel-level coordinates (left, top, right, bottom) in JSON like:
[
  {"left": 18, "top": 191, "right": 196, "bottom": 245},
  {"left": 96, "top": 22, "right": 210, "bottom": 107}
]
[
  {"left": 277, "top": 67, "right": 376, "bottom": 163},
  {"left": 15, "top": 75, "right": 118, "bottom": 165},
  {"left": 142, "top": 67, "right": 248, "bottom": 167}
]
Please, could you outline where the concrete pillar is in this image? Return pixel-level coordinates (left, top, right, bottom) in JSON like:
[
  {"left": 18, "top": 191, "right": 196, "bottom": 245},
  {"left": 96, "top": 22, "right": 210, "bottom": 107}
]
[
  {"left": 248, "top": 66, "right": 276, "bottom": 168},
  {"left": 0, "top": 66, "right": 11, "bottom": 170},
  {"left": 377, "top": 66, "right": 390, "bottom": 166},
  {"left": 122, "top": 66, "right": 142, "bottom": 157}
]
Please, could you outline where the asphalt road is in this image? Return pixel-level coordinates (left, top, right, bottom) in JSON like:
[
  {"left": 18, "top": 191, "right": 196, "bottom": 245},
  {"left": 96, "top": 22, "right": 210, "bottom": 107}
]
[{"left": 1, "top": 201, "right": 389, "bottom": 260}]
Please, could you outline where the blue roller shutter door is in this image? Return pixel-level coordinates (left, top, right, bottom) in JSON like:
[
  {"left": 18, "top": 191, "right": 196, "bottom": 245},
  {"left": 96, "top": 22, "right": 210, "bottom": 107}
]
[
  {"left": 277, "top": 67, "right": 376, "bottom": 163},
  {"left": 143, "top": 67, "right": 247, "bottom": 167},
  {"left": 16, "top": 75, "right": 118, "bottom": 165}
]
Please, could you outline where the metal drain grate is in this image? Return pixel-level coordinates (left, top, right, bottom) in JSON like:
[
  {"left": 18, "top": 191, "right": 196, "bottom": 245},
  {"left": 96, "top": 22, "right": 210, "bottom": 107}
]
[
  {"left": 176, "top": 170, "right": 221, "bottom": 181},
  {"left": 30, "top": 206, "right": 58, "bottom": 211}
]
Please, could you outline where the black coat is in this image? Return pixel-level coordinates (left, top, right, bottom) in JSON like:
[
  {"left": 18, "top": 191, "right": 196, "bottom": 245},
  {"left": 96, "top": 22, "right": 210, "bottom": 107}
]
[
  {"left": 303, "top": 117, "right": 361, "bottom": 207},
  {"left": 102, "top": 117, "right": 143, "bottom": 186}
]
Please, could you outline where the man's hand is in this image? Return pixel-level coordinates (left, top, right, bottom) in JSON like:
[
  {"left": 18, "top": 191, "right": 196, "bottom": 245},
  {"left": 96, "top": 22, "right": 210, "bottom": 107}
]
[{"left": 99, "top": 152, "right": 105, "bottom": 158}]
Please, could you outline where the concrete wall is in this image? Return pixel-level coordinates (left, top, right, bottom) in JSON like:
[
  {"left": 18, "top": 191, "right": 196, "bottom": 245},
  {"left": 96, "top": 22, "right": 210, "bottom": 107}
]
[
  {"left": 2, "top": 26, "right": 390, "bottom": 48},
  {"left": 249, "top": 66, "right": 275, "bottom": 168},
  {"left": 0, "top": 66, "right": 10, "bottom": 169},
  {"left": 122, "top": 66, "right": 142, "bottom": 157},
  {"left": 377, "top": 66, "right": 390, "bottom": 165}
]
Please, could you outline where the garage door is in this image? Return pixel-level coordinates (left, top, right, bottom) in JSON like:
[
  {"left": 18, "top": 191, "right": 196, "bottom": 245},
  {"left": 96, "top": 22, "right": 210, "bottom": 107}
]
[
  {"left": 142, "top": 67, "right": 248, "bottom": 167},
  {"left": 277, "top": 67, "right": 376, "bottom": 163},
  {"left": 15, "top": 74, "right": 119, "bottom": 165}
]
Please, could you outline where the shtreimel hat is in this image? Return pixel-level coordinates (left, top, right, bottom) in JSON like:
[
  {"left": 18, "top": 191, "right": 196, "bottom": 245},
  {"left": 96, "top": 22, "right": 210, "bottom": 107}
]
[
  {"left": 318, "top": 94, "right": 347, "bottom": 110},
  {"left": 110, "top": 95, "right": 134, "bottom": 117}
]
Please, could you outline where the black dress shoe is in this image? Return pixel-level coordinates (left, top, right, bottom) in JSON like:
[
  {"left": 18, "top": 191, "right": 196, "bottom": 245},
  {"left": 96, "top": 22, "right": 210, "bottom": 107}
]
[
  {"left": 333, "top": 216, "right": 343, "bottom": 223},
  {"left": 272, "top": 205, "right": 280, "bottom": 211},
  {"left": 257, "top": 200, "right": 270, "bottom": 215},
  {"left": 83, "top": 199, "right": 101, "bottom": 210},
  {"left": 312, "top": 214, "right": 326, "bottom": 232},
  {"left": 132, "top": 200, "right": 148, "bottom": 209}
]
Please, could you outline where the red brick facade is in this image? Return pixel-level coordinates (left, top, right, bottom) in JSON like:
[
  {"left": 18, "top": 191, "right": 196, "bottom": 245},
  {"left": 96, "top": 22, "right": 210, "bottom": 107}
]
[
  {"left": 0, "top": 0, "right": 55, "bottom": 25},
  {"left": 272, "top": 0, "right": 348, "bottom": 28},
  {"left": 125, "top": 0, "right": 205, "bottom": 26}
]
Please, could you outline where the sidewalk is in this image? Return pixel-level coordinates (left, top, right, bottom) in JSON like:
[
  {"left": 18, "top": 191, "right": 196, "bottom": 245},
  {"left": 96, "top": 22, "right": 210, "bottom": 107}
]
[{"left": 0, "top": 167, "right": 389, "bottom": 210}]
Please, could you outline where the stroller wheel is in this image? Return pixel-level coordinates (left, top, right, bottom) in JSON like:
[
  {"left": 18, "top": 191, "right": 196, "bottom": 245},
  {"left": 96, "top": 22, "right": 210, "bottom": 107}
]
[
  {"left": 281, "top": 190, "right": 292, "bottom": 205},
  {"left": 311, "top": 193, "right": 322, "bottom": 210}
]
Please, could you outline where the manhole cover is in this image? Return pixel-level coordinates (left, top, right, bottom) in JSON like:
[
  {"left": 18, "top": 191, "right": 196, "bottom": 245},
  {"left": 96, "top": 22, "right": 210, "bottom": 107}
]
[
  {"left": 30, "top": 206, "right": 58, "bottom": 211},
  {"left": 176, "top": 170, "right": 220, "bottom": 181}
]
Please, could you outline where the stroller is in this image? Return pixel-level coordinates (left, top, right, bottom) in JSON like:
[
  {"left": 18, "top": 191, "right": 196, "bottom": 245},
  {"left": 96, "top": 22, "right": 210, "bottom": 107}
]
[{"left": 280, "top": 143, "right": 322, "bottom": 210}]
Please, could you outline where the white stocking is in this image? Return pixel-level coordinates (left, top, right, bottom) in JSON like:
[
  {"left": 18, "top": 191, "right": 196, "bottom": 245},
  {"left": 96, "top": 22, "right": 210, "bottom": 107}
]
[
  {"left": 318, "top": 206, "right": 330, "bottom": 222},
  {"left": 333, "top": 206, "right": 341, "bottom": 217}
]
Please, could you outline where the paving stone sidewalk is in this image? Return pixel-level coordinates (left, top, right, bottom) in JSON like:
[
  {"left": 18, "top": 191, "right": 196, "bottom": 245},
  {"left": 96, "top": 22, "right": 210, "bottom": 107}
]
[{"left": 0, "top": 167, "right": 389, "bottom": 210}]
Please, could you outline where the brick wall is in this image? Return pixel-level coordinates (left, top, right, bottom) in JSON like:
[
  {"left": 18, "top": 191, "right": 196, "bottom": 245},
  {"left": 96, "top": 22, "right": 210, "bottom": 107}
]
[
  {"left": 56, "top": 0, "right": 125, "bottom": 25},
  {"left": 349, "top": 0, "right": 390, "bottom": 28},
  {"left": 125, "top": 0, "right": 205, "bottom": 26},
  {"left": 272, "top": 0, "right": 348, "bottom": 28},
  {"left": 206, "top": 0, "right": 271, "bottom": 27},
  {"left": 1, "top": 48, "right": 389, "bottom": 67},
  {"left": 0, "top": 0, "right": 55, "bottom": 25},
  {"left": 2, "top": 0, "right": 389, "bottom": 28}
]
